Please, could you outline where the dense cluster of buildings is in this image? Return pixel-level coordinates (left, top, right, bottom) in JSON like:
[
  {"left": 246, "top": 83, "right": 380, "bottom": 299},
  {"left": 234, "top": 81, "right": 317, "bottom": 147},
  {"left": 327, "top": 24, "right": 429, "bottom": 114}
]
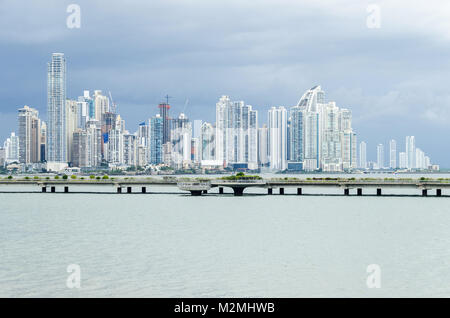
[{"left": 0, "top": 53, "right": 438, "bottom": 173}]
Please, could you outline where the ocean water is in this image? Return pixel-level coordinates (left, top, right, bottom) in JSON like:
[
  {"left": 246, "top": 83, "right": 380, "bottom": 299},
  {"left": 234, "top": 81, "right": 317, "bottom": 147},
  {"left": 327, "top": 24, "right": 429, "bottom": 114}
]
[{"left": 0, "top": 182, "right": 450, "bottom": 297}]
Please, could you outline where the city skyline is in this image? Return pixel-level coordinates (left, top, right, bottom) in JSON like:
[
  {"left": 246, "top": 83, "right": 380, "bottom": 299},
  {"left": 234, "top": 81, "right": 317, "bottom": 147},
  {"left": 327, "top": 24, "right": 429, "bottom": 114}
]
[{"left": 0, "top": 53, "right": 439, "bottom": 172}]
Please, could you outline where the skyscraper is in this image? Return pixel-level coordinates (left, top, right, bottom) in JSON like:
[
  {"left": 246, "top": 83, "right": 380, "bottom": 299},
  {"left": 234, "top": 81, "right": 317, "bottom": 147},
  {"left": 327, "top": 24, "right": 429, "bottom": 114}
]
[
  {"left": 268, "top": 106, "right": 287, "bottom": 171},
  {"left": 94, "top": 90, "right": 110, "bottom": 121},
  {"left": 406, "top": 136, "right": 415, "bottom": 169},
  {"left": 201, "top": 122, "right": 215, "bottom": 161},
  {"left": 47, "top": 53, "right": 67, "bottom": 162},
  {"left": 389, "top": 139, "right": 397, "bottom": 169},
  {"left": 399, "top": 152, "right": 407, "bottom": 169},
  {"left": 214, "top": 96, "right": 258, "bottom": 169},
  {"left": 258, "top": 124, "right": 269, "bottom": 166},
  {"left": 289, "top": 106, "right": 304, "bottom": 163},
  {"left": 377, "top": 143, "right": 384, "bottom": 169},
  {"left": 215, "top": 95, "right": 231, "bottom": 165},
  {"left": 359, "top": 141, "right": 367, "bottom": 169},
  {"left": 158, "top": 103, "right": 171, "bottom": 145},
  {"left": 4, "top": 132, "right": 20, "bottom": 164},
  {"left": 171, "top": 113, "right": 191, "bottom": 168},
  {"left": 150, "top": 114, "right": 163, "bottom": 164},
  {"left": 18, "top": 105, "right": 41, "bottom": 164},
  {"left": 66, "top": 99, "right": 78, "bottom": 164},
  {"left": 298, "top": 86, "right": 323, "bottom": 170}
]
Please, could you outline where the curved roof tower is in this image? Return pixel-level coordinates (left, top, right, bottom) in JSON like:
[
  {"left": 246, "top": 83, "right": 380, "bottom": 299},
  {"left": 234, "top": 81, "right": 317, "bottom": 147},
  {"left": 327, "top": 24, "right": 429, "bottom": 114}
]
[{"left": 296, "top": 85, "right": 325, "bottom": 112}]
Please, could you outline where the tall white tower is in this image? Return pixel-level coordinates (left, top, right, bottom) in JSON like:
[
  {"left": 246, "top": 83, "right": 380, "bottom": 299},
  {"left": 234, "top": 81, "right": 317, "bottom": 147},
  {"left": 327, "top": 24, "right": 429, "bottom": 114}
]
[
  {"left": 47, "top": 53, "right": 67, "bottom": 163},
  {"left": 268, "top": 106, "right": 287, "bottom": 171}
]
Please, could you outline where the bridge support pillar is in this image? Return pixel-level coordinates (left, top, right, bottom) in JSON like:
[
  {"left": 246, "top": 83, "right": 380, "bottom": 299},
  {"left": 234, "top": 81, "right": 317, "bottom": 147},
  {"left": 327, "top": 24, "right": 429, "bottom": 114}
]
[
  {"left": 436, "top": 189, "right": 442, "bottom": 197},
  {"left": 357, "top": 188, "right": 362, "bottom": 196},
  {"left": 142, "top": 187, "right": 146, "bottom": 193},
  {"left": 344, "top": 188, "right": 350, "bottom": 196},
  {"left": 190, "top": 190, "right": 202, "bottom": 196},
  {"left": 127, "top": 187, "right": 132, "bottom": 193},
  {"left": 51, "top": 186, "right": 56, "bottom": 193},
  {"left": 377, "top": 188, "right": 382, "bottom": 196},
  {"left": 202, "top": 190, "right": 208, "bottom": 194},
  {"left": 279, "top": 188, "right": 284, "bottom": 195},
  {"left": 64, "top": 186, "right": 69, "bottom": 193},
  {"left": 268, "top": 188, "right": 273, "bottom": 195},
  {"left": 232, "top": 187, "right": 245, "bottom": 196},
  {"left": 422, "top": 189, "right": 428, "bottom": 197},
  {"left": 297, "top": 188, "right": 302, "bottom": 195},
  {"left": 219, "top": 187, "right": 224, "bottom": 194},
  {"left": 117, "top": 187, "right": 122, "bottom": 194},
  {"left": 41, "top": 187, "right": 47, "bottom": 193}
]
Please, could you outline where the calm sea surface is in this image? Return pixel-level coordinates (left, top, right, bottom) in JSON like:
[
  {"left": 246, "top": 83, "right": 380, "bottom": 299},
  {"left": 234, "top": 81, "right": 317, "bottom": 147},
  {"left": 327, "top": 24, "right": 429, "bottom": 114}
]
[{"left": 1, "top": 173, "right": 449, "bottom": 297}]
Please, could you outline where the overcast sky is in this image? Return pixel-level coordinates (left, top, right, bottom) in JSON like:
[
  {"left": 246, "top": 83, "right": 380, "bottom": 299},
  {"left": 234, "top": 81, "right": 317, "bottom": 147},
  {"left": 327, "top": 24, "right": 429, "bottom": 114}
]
[{"left": 1, "top": 0, "right": 450, "bottom": 166}]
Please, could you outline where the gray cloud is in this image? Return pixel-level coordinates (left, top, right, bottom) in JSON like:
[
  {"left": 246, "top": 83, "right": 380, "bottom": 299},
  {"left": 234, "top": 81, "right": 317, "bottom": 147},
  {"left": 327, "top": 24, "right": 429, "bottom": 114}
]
[{"left": 1, "top": 0, "right": 450, "bottom": 165}]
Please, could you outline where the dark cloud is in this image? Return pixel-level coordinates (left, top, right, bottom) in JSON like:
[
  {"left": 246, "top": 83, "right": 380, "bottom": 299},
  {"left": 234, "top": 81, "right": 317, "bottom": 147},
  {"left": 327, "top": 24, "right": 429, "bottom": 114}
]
[{"left": 1, "top": 0, "right": 450, "bottom": 165}]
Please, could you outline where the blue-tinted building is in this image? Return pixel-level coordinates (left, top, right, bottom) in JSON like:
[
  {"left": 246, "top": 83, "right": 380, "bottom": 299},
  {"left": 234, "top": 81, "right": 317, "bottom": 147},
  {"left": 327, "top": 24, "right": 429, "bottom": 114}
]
[{"left": 150, "top": 114, "right": 163, "bottom": 164}]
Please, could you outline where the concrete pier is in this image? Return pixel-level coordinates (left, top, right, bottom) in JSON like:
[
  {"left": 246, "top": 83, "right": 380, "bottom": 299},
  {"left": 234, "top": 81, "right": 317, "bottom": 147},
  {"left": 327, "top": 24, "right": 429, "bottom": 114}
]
[
  {"left": 377, "top": 188, "right": 382, "bottom": 196},
  {"left": 51, "top": 186, "right": 56, "bottom": 193},
  {"left": 279, "top": 188, "right": 284, "bottom": 195},
  {"left": 42, "top": 187, "right": 46, "bottom": 193},
  {"left": 127, "top": 187, "right": 132, "bottom": 193},
  {"left": 357, "top": 188, "right": 362, "bottom": 196},
  {"left": 142, "top": 187, "right": 146, "bottom": 193},
  {"left": 64, "top": 186, "right": 69, "bottom": 193},
  {"left": 219, "top": 187, "right": 224, "bottom": 194},
  {"left": 297, "top": 188, "right": 302, "bottom": 195},
  {"left": 437, "top": 189, "right": 442, "bottom": 197},
  {"left": 422, "top": 189, "right": 428, "bottom": 196},
  {"left": 268, "top": 188, "right": 273, "bottom": 195},
  {"left": 344, "top": 188, "right": 350, "bottom": 196},
  {"left": 232, "top": 187, "right": 245, "bottom": 196},
  {"left": 117, "top": 187, "right": 122, "bottom": 194}
]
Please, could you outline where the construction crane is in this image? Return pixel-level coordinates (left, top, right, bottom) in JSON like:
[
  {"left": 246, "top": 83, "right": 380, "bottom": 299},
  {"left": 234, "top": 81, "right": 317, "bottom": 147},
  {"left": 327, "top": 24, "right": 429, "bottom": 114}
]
[
  {"left": 109, "top": 91, "right": 117, "bottom": 114},
  {"left": 182, "top": 98, "right": 189, "bottom": 114}
]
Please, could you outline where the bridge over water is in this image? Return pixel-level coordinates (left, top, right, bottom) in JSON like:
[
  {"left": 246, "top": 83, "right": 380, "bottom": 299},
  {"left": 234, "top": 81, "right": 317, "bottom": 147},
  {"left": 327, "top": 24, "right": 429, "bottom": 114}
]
[{"left": 1, "top": 177, "right": 449, "bottom": 197}]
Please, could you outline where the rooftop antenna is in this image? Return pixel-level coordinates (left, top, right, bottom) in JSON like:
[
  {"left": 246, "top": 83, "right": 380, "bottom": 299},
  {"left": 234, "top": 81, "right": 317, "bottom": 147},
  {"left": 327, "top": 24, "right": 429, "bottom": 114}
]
[{"left": 164, "top": 94, "right": 172, "bottom": 105}]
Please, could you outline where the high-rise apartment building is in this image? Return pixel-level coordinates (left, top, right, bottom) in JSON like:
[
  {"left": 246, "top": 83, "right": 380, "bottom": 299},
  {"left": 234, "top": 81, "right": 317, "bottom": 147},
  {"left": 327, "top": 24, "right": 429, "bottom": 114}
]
[
  {"left": 268, "top": 106, "right": 287, "bottom": 171},
  {"left": 201, "top": 122, "right": 215, "bottom": 161},
  {"left": 158, "top": 103, "right": 171, "bottom": 145},
  {"left": 377, "top": 143, "right": 384, "bottom": 169},
  {"left": 47, "top": 53, "right": 67, "bottom": 163},
  {"left": 4, "top": 132, "right": 20, "bottom": 164},
  {"left": 66, "top": 99, "right": 78, "bottom": 164},
  {"left": 214, "top": 96, "right": 258, "bottom": 169},
  {"left": 289, "top": 106, "right": 304, "bottom": 163},
  {"left": 389, "top": 139, "right": 397, "bottom": 169},
  {"left": 406, "top": 136, "right": 415, "bottom": 170},
  {"left": 18, "top": 105, "right": 41, "bottom": 164},
  {"left": 150, "top": 114, "right": 163, "bottom": 164},
  {"left": 258, "top": 125, "right": 269, "bottom": 166},
  {"left": 359, "top": 141, "right": 367, "bottom": 169}
]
